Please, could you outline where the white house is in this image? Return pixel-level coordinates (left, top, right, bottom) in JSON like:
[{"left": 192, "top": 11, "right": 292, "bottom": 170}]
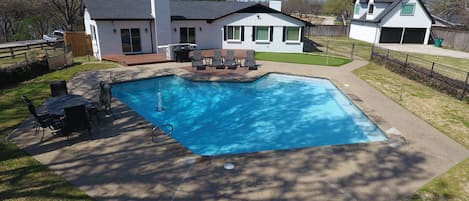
[
  {"left": 83, "top": 0, "right": 308, "bottom": 60},
  {"left": 349, "top": 0, "right": 434, "bottom": 45}
]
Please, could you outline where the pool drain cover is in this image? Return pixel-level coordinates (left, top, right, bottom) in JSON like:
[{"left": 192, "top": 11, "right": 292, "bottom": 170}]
[{"left": 224, "top": 163, "right": 234, "bottom": 170}]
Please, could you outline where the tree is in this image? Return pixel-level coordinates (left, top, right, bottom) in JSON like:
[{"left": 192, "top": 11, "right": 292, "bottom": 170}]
[
  {"left": 283, "top": 0, "right": 323, "bottom": 14},
  {"left": 0, "top": 0, "right": 32, "bottom": 41},
  {"left": 283, "top": 0, "right": 306, "bottom": 14},
  {"left": 322, "top": 0, "right": 354, "bottom": 25},
  {"left": 48, "top": 0, "right": 83, "bottom": 31},
  {"left": 428, "top": 0, "right": 469, "bottom": 27}
]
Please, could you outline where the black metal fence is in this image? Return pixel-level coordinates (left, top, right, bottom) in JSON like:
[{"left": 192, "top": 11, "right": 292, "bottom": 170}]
[
  {"left": 305, "top": 38, "right": 373, "bottom": 60},
  {"left": 371, "top": 45, "right": 469, "bottom": 101}
]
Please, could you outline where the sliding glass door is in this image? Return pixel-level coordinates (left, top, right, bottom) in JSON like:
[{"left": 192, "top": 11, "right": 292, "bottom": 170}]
[{"left": 121, "top": 28, "right": 141, "bottom": 53}]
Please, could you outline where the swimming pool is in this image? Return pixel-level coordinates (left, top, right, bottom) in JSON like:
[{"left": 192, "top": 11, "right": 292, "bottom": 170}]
[{"left": 112, "top": 74, "right": 387, "bottom": 156}]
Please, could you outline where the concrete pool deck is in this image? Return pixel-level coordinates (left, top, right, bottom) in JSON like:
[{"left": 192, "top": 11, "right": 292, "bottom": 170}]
[{"left": 8, "top": 60, "right": 469, "bottom": 201}]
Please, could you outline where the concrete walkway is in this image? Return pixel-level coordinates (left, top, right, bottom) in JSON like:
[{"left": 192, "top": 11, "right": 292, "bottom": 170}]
[
  {"left": 379, "top": 44, "right": 469, "bottom": 59},
  {"left": 8, "top": 60, "right": 469, "bottom": 201}
]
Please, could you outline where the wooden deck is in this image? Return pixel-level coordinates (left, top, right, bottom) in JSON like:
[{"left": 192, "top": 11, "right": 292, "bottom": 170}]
[{"left": 102, "top": 54, "right": 170, "bottom": 66}]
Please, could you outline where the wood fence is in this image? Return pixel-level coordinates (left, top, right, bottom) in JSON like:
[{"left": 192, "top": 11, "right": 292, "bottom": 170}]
[
  {"left": 48, "top": 44, "right": 73, "bottom": 70},
  {"left": 432, "top": 27, "right": 469, "bottom": 52},
  {"left": 64, "top": 32, "right": 92, "bottom": 57},
  {"left": 305, "top": 25, "right": 350, "bottom": 37},
  {"left": 0, "top": 41, "right": 62, "bottom": 59}
]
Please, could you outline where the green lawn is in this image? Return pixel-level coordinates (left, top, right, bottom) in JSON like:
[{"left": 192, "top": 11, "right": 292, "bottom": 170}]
[
  {"left": 354, "top": 62, "right": 469, "bottom": 201},
  {"left": 255, "top": 52, "right": 352, "bottom": 66},
  {"left": 0, "top": 58, "right": 118, "bottom": 200}
]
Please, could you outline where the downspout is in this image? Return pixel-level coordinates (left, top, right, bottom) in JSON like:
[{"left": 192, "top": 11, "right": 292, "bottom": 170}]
[{"left": 150, "top": 20, "right": 154, "bottom": 53}]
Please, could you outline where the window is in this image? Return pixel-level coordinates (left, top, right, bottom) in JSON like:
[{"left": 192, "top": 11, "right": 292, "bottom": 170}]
[
  {"left": 90, "top": 25, "right": 97, "bottom": 41},
  {"left": 401, "top": 3, "right": 415, "bottom": 16},
  {"left": 180, "top": 27, "right": 195, "bottom": 43},
  {"left": 355, "top": 4, "right": 360, "bottom": 15},
  {"left": 255, "top": 26, "right": 269, "bottom": 41},
  {"left": 368, "top": 4, "right": 374, "bottom": 14},
  {"left": 285, "top": 27, "right": 300, "bottom": 42},
  {"left": 121, "top": 28, "right": 141, "bottom": 53},
  {"left": 227, "top": 26, "right": 242, "bottom": 41}
]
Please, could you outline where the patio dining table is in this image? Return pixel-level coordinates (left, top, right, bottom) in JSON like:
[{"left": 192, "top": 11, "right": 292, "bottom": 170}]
[{"left": 45, "top": 94, "right": 91, "bottom": 115}]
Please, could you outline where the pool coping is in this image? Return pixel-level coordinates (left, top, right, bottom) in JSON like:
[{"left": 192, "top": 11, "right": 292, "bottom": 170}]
[{"left": 110, "top": 70, "right": 393, "bottom": 150}]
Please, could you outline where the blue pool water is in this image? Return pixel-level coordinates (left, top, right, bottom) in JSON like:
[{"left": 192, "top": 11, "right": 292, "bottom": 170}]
[{"left": 112, "top": 74, "right": 387, "bottom": 156}]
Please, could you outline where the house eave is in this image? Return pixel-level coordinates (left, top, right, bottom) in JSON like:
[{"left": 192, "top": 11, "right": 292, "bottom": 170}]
[
  {"left": 91, "top": 18, "right": 154, "bottom": 21},
  {"left": 351, "top": 19, "right": 380, "bottom": 23},
  {"left": 207, "top": 4, "right": 311, "bottom": 26}
]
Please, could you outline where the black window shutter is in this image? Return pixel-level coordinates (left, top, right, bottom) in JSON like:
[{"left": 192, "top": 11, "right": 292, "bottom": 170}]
[
  {"left": 270, "top": 26, "right": 273, "bottom": 42},
  {"left": 282, "top": 26, "right": 286, "bottom": 42},
  {"left": 223, "top": 26, "right": 227, "bottom": 41},
  {"left": 241, "top": 26, "right": 244, "bottom": 41},
  {"left": 300, "top": 26, "right": 305, "bottom": 42},
  {"left": 252, "top": 26, "right": 256, "bottom": 41}
]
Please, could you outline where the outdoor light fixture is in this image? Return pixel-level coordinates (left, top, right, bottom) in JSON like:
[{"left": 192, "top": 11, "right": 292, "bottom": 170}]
[
  {"left": 174, "top": 28, "right": 177, "bottom": 32},
  {"left": 199, "top": 27, "right": 202, "bottom": 31},
  {"left": 145, "top": 28, "right": 148, "bottom": 33},
  {"left": 113, "top": 29, "right": 117, "bottom": 33},
  {"left": 257, "top": 14, "right": 260, "bottom": 19}
]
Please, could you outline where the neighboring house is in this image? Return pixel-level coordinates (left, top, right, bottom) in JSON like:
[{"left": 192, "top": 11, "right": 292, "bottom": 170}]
[
  {"left": 83, "top": 0, "right": 307, "bottom": 60},
  {"left": 349, "top": 0, "right": 434, "bottom": 45}
]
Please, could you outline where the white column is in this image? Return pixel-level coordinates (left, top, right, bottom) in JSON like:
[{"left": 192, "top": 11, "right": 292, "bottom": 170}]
[
  {"left": 151, "top": 0, "right": 172, "bottom": 53},
  {"left": 423, "top": 27, "right": 431, "bottom": 45},
  {"left": 400, "top": 27, "right": 406, "bottom": 44}
]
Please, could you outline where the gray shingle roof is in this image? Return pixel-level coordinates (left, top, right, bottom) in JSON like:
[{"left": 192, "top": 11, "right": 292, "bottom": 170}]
[
  {"left": 170, "top": 1, "right": 256, "bottom": 20},
  {"left": 84, "top": 0, "right": 257, "bottom": 20},
  {"left": 84, "top": 0, "right": 153, "bottom": 20}
]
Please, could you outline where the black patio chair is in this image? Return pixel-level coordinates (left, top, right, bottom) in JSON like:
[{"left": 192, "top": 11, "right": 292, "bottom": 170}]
[
  {"left": 191, "top": 50, "right": 206, "bottom": 70},
  {"left": 88, "top": 81, "right": 115, "bottom": 122},
  {"left": 211, "top": 50, "right": 225, "bottom": 69},
  {"left": 62, "top": 104, "right": 92, "bottom": 141},
  {"left": 244, "top": 50, "right": 258, "bottom": 70},
  {"left": 50, "top": 80, "right": 68, "bottom": 97},
  {"left": 224, "top": 50, "right": 238, "bottom": 70},
  {"left": 22, "top": 96, "right": 62, "bottom": 141}
]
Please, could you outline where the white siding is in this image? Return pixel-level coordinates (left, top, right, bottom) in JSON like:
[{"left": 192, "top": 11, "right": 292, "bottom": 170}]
[
  {"left": 86, "top": 8, "right": 306, "bottom": 56},
  {"left": 172, "top": 13, "right": 304, "bottom": 53},
  {"left": 84, "top": 9, "right": 102, "bottom": 59},
  {"left": 366, "top": 2, "right": 391, "bottom": 21},
  {"left": 380, "top": 0, "right": 432, "bottom": 28},
  {"left": 151, "top": 0, "right": 172, "bottom": 50},
  {"left": 171, "top": 21, "right": 221, "bottom": 49},
  {"left": 350, "top": 21, "right": 380, "bottom": 44},
  {"left": 95, "top": 20, "right": 154, "bottom": 56},
  {"left": 215, "top": 13, "right": 305, "bottom": 53}
]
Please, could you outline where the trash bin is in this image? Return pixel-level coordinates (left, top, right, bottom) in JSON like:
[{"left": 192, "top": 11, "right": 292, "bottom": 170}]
[
  {"left": 434, "top": 38, "right": 443, "bottom": 47},
  {"left": 173, "top": 45, "right": 192, "bottom": 62}
]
